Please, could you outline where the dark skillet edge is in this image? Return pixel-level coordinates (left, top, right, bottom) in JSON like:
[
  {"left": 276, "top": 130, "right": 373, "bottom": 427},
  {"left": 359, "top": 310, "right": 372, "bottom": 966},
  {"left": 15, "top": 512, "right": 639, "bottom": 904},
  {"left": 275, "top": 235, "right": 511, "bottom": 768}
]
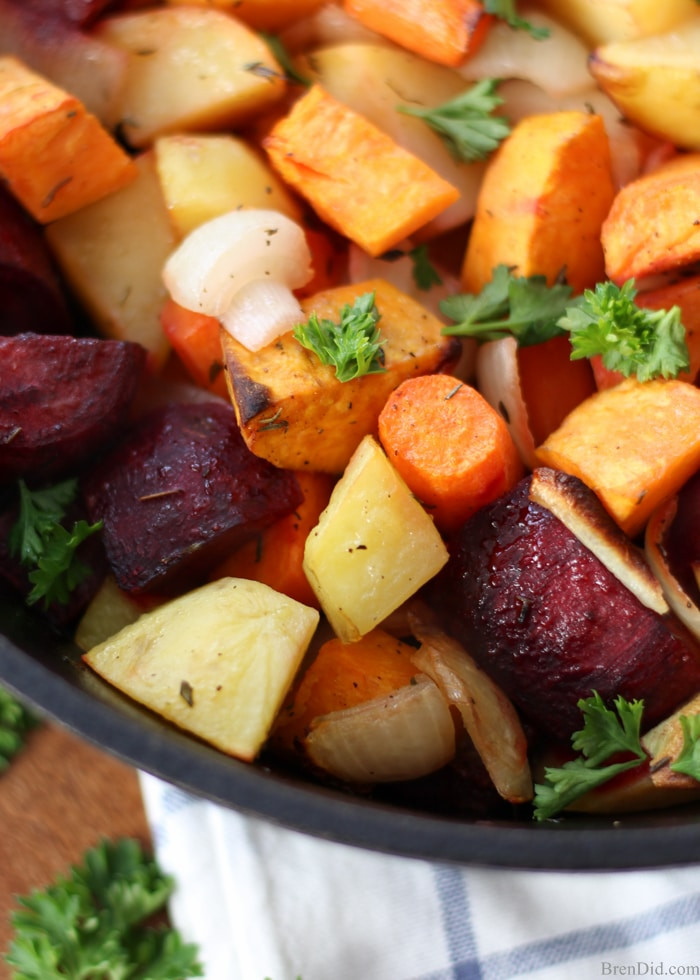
[{"left": 3, "top": 616, "right": 700, "bottom": 873}]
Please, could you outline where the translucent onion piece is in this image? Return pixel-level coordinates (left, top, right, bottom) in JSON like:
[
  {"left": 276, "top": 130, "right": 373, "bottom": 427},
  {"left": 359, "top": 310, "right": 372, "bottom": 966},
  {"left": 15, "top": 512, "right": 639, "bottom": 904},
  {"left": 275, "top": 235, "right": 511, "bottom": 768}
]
[
  {"left": 645, "top": 498, "right": 700, "bottom": 641},
  {"left": 162, "top": 208, "right": 313, "bottom": 318},
  {"left": 459, "top": 11, "right": 592, "bottom": 98},
  {"left": 219, "top": 279, "right": 305, "bottom": 351},
  {"left": 409, "top": 616, "right": 533, "bottom": 804},
  {"left": 475, "top": 336, "right": 537, "bottom": 470},
  {"left": 306, "top": 675, "right": 456, "bottom": 784}
]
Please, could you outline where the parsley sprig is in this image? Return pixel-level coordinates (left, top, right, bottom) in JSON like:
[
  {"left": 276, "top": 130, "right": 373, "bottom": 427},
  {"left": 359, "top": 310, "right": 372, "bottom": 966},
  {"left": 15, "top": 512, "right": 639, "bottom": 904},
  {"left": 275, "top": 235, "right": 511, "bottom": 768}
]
[
  {"left": 533, "top": 692, "right": 647, "bottom": 821},
  {"left": 293, "top": 291, "right": 385, "bottom": 382},
  {"left": 670, "top": 714, "right": 700, "bottom": 781},
  {"left": 560, "top": 279, "right": 689, "bottom": 381},
  {"left": 440, "top": 263, "right": 573, "bottom": 345},
  {"left": 5, "top": 838, "right": 203, "bottom": 979},
  {"left": 8, "top": 478, "right": 103, "bottom": 608},
  {"left": 409, "top": 244, "right": 443, "bottom": 291},
  {"left": 0, "top": 686, "right": 39, "bottom": 772},
  {"left": 398, "top": 79, "right": 511, "bottom": 163},
  {"left": 484, "top": 0, "right": 551, "bottom": 39}
]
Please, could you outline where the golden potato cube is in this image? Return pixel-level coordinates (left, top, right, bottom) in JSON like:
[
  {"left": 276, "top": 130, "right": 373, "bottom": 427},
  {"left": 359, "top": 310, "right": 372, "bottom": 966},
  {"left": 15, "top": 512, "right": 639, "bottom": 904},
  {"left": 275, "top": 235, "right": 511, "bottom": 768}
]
[
  {"left": 0, "top": 56, "right": 136, "bottom": 223},
  {"left": 535, "top": 378, "right": 700, "bottom": 538},
  {"left": 164, "top": 0, "right": 326, "bottom": 32},
  {"left": 303, "top": 435, "right": 449, "bottom": 643},
  {"left": 536, "top": 0, "right": 699, "bottom": 45},
  {"left": 154, "top": 133, "right": 301, "bottom": 239},
  {"left": 83, "top": 578, "right": 320, "bottom": 761},
  {"left": 221, "top": 278, "right": 461, "bottom": 474},
  {"left": 45, "top": 152, "right": 176, "bottom": 370},
  {"left": 94, "top": 6, "right": 287, "bottom": 148}
]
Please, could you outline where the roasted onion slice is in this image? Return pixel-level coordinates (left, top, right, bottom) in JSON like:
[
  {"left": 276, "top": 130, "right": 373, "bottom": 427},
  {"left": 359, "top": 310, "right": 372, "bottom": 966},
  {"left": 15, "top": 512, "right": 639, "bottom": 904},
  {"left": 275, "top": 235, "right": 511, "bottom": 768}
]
[
  {"left": 646, "top": 496, "right": 700, "bottom": 642},
  {"left": 409, "top": 615, "right": 533, "bottom": 804},
  {"left": 305, "top": 674, "right": 456, "bottom": 784}
]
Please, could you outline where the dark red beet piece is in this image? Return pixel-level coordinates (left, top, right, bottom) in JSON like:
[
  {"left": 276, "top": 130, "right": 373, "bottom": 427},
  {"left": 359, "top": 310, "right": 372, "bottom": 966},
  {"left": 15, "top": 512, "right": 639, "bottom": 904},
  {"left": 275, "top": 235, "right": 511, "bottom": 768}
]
[
  {"left": 3, "top": 0, "right": 118, "bottom": 29},
  {"left": 428, "top": 476, "right": 700, "bottom": 741},
  {"left": 0, "top": 185, "right": 72, "bottom": 336},
  {"left": 0, "top": 333, "right": 147, "bottom": 484},
  {"left": 81, "top": 400, "right": 304, "bottom": 595}
]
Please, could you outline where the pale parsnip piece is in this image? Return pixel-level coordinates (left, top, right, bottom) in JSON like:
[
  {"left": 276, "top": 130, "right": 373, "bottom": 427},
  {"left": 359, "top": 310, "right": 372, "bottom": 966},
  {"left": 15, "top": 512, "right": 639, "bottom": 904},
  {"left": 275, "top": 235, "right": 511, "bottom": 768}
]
[
  {"left": 94, "top": 6, "right": 286, "bottom": 148},
  {"left": 45, "top": 152, "right": 175, "bottom": 369},
  {"left": 298, "top": 42, "right": 486, "bottom": 235},
  {"left": 535, "top": 0, "right": 699, "bottom": 45},
  {"left": 154, "top": 133, "right": 301, "bottom": 239},
  {"left": 303, "top": 435, "right": 449, "bottom": 643},
  {"left": 83, "top": 578, "right": 320, "bottom": 762},
  {"left": 589, "top": 21, "right": 700, "bottom": 151}
]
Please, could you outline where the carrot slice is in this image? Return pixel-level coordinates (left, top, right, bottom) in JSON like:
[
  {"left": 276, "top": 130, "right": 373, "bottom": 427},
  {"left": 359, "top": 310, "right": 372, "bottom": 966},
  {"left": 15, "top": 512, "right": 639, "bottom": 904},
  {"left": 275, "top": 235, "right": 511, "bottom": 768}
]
[
  {"left": 209, "top": 470, "right": 336, "bottom": 607},
  {"left": 160, "top": 297, "right": 229, "bottom": 399},
  {"left": 378, "top": 374, "right": 523, "bottom": 532}
]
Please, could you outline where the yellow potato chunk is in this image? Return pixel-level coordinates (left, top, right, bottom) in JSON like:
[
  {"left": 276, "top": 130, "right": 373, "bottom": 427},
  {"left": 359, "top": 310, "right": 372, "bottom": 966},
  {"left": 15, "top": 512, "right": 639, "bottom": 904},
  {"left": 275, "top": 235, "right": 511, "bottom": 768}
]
[
  {"left": 83, "top": 578, "right": 320, "bottom": 762},
  {"left": 303, "top": 435, "right": 449, "bottom": 642},
  {"left": 535, "top": 378, "right": 700, "bottom": 538}
]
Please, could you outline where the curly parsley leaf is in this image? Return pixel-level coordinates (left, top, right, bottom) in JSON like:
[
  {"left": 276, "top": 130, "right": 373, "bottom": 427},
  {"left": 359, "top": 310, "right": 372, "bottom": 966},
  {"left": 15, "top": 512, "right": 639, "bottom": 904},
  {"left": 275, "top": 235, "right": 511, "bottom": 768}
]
[
  {"left": 558, "top": 279, "right": 690, "bottom": 381},
  {"left": 5, "top": 838, "right": 204, "bottom": 979},
  {"left": 409, "top": 244, "right": 443, "bottom": 291},
  {"left": 293, "top": 290, "right": 385, "bottom": 382},
  {"left": 483, "top": 0, "right": 551, "bottom": 38},
  {"left": 440, "top": 263, "right": 573, "bottom": 345},
  {"left": 8, "top": 479, "right": 102, "bottom": 609},
  {"left": 533, "top": 692, "right": 647, "bottom": 821},
  {"left": 670, "top": 714, "right": 700, "bottom": 781},
  {"left": 398, "top": 79, "right": 511, "bottom": 163},
  {"left": 0, "top": 687, "right": 39, "bottom": 772}
]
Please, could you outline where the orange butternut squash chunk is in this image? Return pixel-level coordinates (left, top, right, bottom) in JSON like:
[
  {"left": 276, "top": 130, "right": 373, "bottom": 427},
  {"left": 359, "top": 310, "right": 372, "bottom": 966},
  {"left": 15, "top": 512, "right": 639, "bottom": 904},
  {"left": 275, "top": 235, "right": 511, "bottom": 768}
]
[
  {"left": 462, "top": 110, "right": 615, "bottom": 295},
  {"left": 264, "top": 85, "right": 459, "bottom": 257},
  {"left": 343, "top": 0, "right": 493, "bottom": 68},
  {"left": 221, "top": 278, "right": 460, "bottom": 473},
  {"left": 535, "top": 378, "right": 700, "bottom": 538},
  {"left": 0, "top": 56, "right": 136, "bottom": 223},
  {"left": 602, "top": 153, "right": 700, "bottom": 284}
]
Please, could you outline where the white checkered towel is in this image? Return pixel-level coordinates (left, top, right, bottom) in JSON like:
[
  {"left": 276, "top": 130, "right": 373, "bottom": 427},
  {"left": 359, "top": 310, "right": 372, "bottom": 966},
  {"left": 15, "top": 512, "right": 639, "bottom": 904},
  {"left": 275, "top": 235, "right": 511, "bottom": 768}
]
[{"left": 140, "top": 773, "right": 700, "bottom": 980}]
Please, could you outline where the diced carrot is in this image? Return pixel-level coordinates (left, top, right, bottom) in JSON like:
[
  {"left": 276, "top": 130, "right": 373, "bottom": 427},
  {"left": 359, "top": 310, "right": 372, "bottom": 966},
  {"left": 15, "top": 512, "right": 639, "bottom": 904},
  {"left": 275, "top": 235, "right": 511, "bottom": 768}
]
[
  {"left": 160, "top": 298, "right": 229, "bottom": 399},
  {"left": 295, "top": 223, "right": 347, "bottom": 298},
  {"left": 270, "top": 628, "right": 419, "bottom": 757},
  {"left": 209, "top": 470, "right": 336, "bottom": 607},
  {"left": 343, "top": 0, "right": 493, "bottom": 68},
  {"left": 535, "top": 377, "right": 700, "bottom": 538},
  {"left": 0, "top": 56, "right": 136, "bottom": 223},
  {"left": 517, "top": 335, "right": 597, "bottom": 446},
  {"left": 264, "top": 84, "right": 459, "bottom": 257},
  {"left": 377, "top": 374, "right": 524, "bottom": 532}
]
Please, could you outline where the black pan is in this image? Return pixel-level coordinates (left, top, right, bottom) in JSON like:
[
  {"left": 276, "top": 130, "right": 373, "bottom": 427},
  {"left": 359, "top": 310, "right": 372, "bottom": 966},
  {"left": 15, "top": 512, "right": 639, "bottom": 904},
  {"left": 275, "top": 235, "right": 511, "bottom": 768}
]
[{"left": 4, "top": 586, "right": 700, "bottom": 872}]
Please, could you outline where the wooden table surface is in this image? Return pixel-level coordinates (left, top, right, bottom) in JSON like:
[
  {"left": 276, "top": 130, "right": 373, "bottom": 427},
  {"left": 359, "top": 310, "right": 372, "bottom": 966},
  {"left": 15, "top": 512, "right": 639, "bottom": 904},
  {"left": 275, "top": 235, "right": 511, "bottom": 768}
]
[{"left": 0, "top": 720, "right": 150, "bottom": 964}]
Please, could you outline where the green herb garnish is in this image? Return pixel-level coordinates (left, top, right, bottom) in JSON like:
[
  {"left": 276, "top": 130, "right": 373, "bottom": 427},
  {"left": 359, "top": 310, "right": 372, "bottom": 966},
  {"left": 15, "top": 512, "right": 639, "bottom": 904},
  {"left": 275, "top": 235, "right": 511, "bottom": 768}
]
[
  {"left": 670, "top": 714, "right": 700, "bottom": 781},
  {"left": 398, "top": 79, "right": 511, "bottom": 163},
  {"left": 559, "top": 278, "right": 690, "bottom": 381},
  {"left": 0, "top": 686, "right": 39, "bottom": 772},
  {"left": 533, "top": 692, "right": 647, "bottom": 821},
  {"left": 293, "top": 290, "right": 385, "bottom": 382},
  {"left": 409, "top": 244, "right": 443, "bottom": 291},
  {"left": 440, "top": 263, "right": 573, "bottom": 345},
  {"left": 483, "top": 0, "right": 550, "bottom": 38},
  {"left": 261, "top": 32, "right": 311, "bottom": 87},
  {"left": 5, "top": 838, "right": 203, "bottom": 979},
  {"left": 8, "top": 478, "right": 103, "bottom": 608}
]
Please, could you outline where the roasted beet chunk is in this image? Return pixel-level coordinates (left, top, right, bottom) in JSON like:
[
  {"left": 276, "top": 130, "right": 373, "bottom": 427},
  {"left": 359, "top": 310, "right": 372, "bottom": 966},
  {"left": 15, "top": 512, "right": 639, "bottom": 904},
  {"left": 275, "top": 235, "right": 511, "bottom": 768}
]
[
  {"left": 0, "top": 185, "right": 72, "bottom": 336},
  {"left": 0, "top": 333, "right": 147, "bottom": 484},
  {"left": 428, "top": 475, "right": 700, "bottom": 741},
  {"left": 82, "top": 400, "right": 304, "bottom": 594}
]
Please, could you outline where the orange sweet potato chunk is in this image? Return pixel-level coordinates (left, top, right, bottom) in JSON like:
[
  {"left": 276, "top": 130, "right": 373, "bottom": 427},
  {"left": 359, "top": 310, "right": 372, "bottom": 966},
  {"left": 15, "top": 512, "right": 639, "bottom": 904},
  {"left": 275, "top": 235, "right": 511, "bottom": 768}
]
[
  {"left": 264, "top": 85, "right": 459, "bottom": 257},
  {"left": 343, "top": 0, "right": 493, "bottom": 67},
  {"left": 602, "top": 153, "right": 700, "bottom": 285},
  {"left": 462, "top": 111, "right": 615, "bottom": 295},
  {"left": 535, "top": 378, "right": 700, "bottom": 538},
  {"left": 0, "top": 56, "right": 136, "bottom": 223}
]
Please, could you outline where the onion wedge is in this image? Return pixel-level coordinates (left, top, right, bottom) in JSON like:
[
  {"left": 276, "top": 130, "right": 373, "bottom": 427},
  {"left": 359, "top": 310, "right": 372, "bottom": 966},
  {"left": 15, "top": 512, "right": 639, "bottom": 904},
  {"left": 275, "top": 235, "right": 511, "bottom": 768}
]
[
  {"left": 409, "top": 614, "right": 533, "bottom": 804},
  {"left": 646, "top": 497, "right": 700, "bottom": 642},
  {"left": 305, "top": 675, "right": 456, "bottom": 784},
  {"left": 476, "top": 336, "right": 538, "bottom": 470}
]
